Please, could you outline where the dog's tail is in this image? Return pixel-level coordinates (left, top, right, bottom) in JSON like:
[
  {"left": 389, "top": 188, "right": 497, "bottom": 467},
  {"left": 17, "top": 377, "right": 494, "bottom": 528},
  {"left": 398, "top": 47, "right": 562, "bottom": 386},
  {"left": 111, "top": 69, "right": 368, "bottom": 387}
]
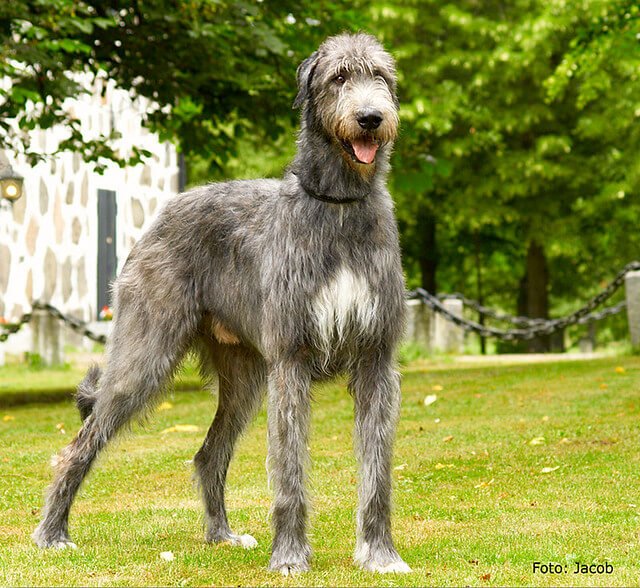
[{"left": 76, "top": 364, "right": 102, "bottom": 421}]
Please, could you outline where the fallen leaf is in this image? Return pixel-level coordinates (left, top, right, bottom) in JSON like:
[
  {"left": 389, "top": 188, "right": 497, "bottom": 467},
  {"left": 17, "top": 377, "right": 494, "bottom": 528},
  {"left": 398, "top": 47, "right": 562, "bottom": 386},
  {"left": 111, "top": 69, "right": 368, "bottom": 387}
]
[
  {"left": 615, "top": 366, "right": 625, "bottom": 374},
  {"left": 3, "top": 415, "right": 15, "bottom": 422},
  {"left": 435, "top": 463, "right": 455, "bottom": 470},
  {"left": 528, "top": 436, "right": 545, "bottom": 446},
  {"left": 394, "top": 463, "right": 408, "bottom": 471},
  {"left": 599, "top": 383, "right": 608, "bottom": 390},
  {"left": 542, "top": 415, "right": 550, "bottom": 422},
  {"left": 434, "top": 418, "right": 441, "bottom": 424},
  {"left": 160, "top": 551, "right": 175, "bottom": 561},
  {"left": 431, "top": 385, "right": 443, "bottom": 392},
  {"left": 423, "top": 394, "right": 438, "bottom": 407},
  {"left": 158, "top": 401, "right": 173, "bottom": 411},
  {"left": 540, "top": 466, "right": 560, "bottom": 474},
  {"left": 56, "top": 423, "right": 66, "bottom": 434},
  {"left": 161, "top": 424, "right": 200, "bottom": 434},
  {"left": 474, "top": 478, "right": 495, "bottom": 488},
  {"left": 559, "top": 438, "right": 571, "bottom": 444},
  {"left": 442, "top": 435, "right": 454, "bottom": 443},
  {"left": 481, "top": 572, "right": 491, "bottom": 581}
]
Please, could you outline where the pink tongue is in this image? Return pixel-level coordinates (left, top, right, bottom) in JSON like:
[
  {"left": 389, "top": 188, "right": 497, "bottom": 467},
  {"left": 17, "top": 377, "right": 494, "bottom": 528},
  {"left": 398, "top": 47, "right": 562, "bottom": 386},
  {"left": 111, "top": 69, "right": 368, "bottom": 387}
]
[{"left": 352, "top": 139, "right": 379, "bottom": 164}]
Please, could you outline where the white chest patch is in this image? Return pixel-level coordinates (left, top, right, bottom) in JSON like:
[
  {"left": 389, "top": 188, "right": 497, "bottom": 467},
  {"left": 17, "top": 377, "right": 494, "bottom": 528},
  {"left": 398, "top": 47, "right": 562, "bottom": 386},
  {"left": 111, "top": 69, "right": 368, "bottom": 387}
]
[{"left": 312, "top": 267, "right": 378, "bottom": 350}]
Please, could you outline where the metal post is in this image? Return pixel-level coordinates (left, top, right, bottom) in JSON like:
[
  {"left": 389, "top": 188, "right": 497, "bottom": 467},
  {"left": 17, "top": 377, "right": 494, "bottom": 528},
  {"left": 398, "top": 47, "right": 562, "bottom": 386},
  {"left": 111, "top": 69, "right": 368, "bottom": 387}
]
[{"left": 626, "top": 270, "right": 640, "bottom": 348}]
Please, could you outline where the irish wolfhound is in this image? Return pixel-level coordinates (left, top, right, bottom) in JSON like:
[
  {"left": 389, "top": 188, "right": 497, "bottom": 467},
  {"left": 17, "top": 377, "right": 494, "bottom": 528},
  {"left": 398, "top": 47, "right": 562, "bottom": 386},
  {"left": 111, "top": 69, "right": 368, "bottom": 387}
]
[{"left": 34, "top": 32, "right": 410, "bottom": 575}]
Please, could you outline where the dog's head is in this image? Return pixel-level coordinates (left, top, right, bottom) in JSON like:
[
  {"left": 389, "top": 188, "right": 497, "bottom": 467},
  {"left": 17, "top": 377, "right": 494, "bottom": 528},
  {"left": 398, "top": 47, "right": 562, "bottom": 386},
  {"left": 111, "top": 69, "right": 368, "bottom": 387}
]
[{"left": 294, "top": 33, "right": 399, "bottom": 172}]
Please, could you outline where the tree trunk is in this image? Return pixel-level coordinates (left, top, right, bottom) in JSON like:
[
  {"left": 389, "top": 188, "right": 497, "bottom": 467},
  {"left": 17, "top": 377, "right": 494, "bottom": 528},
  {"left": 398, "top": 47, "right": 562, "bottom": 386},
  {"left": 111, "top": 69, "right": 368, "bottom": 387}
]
[
  {"left": 525, "top": 240, "right": 550, "bottom": 352},
  {"left": 417, "top": 208, "right": 437, "bottom": 293}
]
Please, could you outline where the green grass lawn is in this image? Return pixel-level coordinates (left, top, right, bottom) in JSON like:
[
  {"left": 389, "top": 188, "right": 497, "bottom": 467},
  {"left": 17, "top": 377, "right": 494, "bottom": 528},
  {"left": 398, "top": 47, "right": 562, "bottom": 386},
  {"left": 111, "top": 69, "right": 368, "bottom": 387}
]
[{"left": 1, "top": 356, "right": 639, "bottom": 586}]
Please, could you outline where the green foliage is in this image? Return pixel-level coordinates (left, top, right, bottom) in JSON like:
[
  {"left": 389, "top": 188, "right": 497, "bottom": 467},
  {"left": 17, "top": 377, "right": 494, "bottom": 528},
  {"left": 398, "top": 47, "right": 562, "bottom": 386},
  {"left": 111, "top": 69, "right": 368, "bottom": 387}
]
[
  {"left": 2, "top": 1, "right": 638, "bottom": 345},
  {"left": 22, "top": 352, "right": 71, "bottom": 372},
  {"left": 0, "top": 1, "right": 123, "bottom": 169},
  {"left": 187, "top": 122, "right": 296, "bottom": 186},
  {"left": 24, "top": 352, "right": 43, "bottom": 370},
  {"left": 376, "top": 0, "right": 640, "bottom": 325},
  {"left": 0, "top": 1, "right": 365, "bottom": 170},
  {"left": 397, "top": 340, "right": 431, "bottom": 365}
]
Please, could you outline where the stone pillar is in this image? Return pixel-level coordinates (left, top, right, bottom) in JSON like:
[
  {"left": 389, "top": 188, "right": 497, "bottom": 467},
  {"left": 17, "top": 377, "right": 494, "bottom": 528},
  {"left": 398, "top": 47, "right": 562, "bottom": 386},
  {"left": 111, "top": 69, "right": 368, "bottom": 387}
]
[
  {"left": 31, "top": 310, "right": 64, "bottom": 366},
  {"left": 626, "top": 270, "right": 640, "bottom": 348},
  {"left": 432, "top": 299, "right": 464, "bottom": 353},
  {"left": 405, "top": 299, "right": 432, "bottom": 351}
]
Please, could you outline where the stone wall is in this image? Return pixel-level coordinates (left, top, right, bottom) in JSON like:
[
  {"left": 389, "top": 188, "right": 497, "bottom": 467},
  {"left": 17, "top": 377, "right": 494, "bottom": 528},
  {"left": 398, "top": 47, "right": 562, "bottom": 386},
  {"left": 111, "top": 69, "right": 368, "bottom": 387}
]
[{"left": 0, "top": 77, "right": 179, "bottom": 356}]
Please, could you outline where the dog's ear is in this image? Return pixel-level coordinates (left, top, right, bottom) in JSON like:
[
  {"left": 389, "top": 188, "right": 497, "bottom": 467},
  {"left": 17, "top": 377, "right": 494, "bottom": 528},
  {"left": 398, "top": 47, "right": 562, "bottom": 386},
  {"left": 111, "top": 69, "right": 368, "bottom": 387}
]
[{"left": 293, "top": 51, "right": 318, "bottom": 109}]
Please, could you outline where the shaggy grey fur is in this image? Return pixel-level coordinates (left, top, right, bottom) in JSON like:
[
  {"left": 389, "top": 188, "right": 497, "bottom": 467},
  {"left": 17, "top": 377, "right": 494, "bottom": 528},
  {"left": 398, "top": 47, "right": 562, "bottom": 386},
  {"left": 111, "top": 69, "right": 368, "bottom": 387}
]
[{"left": 33, "top": 32, "right": 410, "bottom": 575}]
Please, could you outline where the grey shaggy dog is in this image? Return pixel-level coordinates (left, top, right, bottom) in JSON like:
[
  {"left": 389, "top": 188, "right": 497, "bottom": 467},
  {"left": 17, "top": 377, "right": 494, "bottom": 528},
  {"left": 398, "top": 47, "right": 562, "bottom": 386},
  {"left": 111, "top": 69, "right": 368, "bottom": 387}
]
[{"left": 33, "top": 32, "right": 410, "bottom": 575}]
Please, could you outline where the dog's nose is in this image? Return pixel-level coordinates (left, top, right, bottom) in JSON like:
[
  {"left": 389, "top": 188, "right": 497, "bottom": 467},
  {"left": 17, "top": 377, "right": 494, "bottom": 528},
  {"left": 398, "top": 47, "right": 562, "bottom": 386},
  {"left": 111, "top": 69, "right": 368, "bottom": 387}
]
[{"left": 357, "top": 109, "right": 383, "bottom": 130}]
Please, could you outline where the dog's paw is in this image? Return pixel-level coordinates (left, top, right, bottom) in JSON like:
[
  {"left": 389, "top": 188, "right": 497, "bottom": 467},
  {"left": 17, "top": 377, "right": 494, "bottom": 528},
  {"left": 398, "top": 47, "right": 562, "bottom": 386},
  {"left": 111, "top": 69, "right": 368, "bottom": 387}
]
[
  {"left": 269, "top": 561, "right": 310, "bottom": 576},
  {"left": 32, "top": 526, "right": 76, "bottom": 550},
  {"left": 269, "top": 549, "right": 311, "bottom": 576},
  {"left": 51, "top": 539, "right": 78, "bottom": 550},
  {"left": 206, "top": 529, "right": 258, "bottom": 549},
  {"left": 365, "top": 559, "right": 412, "bottom": 574},
  {"left": 228, "top": 533, "right": 258, "bottom": 549},
  {"left": 355, "top": 542, "right": 411, "bottom": 574}
]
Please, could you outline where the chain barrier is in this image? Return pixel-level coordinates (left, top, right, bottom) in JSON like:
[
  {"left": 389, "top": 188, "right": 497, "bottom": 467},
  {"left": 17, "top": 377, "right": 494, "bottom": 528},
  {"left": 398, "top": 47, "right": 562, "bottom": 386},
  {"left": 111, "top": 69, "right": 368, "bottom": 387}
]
[
  {"left": 0, "top": 311, "right": 33, "bottom": 343},
  {"left": 409, "top": 289, "right": 627, "bottom": 341},
  {"left": 408, "top": 260, "right": 639, "bottom": 341},
  {"left": 0, "top": 302, "right": 107, "bottom": 344},
  {"left": 0, "top": 261, "right": 638, "bottom": 345},
  {"left": 438, "top": 293, "right": 549, "bottom": 327},
  {"left": 438, "top": 260, "right": 640, "bottom": 328}
]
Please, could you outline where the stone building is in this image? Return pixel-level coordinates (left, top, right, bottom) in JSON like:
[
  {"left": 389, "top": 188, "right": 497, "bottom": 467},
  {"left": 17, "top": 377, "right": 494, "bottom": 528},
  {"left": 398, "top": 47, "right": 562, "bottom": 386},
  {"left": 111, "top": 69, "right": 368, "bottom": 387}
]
[{"left": 0, "top": 78, "right": 181, "bottom": 358}]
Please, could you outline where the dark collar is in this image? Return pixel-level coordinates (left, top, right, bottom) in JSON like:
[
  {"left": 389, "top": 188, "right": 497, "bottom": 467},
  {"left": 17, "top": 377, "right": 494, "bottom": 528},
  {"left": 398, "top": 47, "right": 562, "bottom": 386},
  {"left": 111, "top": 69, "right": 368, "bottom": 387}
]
[{"left": 292, "top": 171, "right": 363, "bottom": 205}]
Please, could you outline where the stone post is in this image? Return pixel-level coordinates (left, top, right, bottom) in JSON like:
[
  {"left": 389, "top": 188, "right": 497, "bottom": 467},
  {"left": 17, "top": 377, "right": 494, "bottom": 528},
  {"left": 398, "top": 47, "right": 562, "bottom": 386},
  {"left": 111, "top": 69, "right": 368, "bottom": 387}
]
[
  {"left": 31, "top": 309, "right": 64, "bottom": 366},
  {"left": 405, "top": 299, "right": 432, "bottom": 351},
  {"left": 432, "top": 298, "right": 464, "bottom": 353},
  {"left": 626, "top": 270, "right": 640, "bottom": 348}
]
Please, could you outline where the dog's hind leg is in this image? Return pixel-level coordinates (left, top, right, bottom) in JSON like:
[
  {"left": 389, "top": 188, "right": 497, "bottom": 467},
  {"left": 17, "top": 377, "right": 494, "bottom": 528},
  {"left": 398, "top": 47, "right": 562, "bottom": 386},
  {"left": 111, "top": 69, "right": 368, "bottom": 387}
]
[
  {"left": 194, "top": 340, "right": 266, "bottom": 548},
  {"left": 33, "top": 302, "right": 196, "bottom": 549}
]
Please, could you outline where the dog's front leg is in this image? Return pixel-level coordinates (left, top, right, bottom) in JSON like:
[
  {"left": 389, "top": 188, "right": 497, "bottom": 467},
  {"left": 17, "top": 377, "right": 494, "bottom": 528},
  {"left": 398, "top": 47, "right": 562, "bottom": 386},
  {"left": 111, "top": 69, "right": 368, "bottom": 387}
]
[
  {"left": 350, "top": 352, "right": 411, "bottom": 573},
  {"left": 267, "top": 360, "right": 312, "bottom": 575}
]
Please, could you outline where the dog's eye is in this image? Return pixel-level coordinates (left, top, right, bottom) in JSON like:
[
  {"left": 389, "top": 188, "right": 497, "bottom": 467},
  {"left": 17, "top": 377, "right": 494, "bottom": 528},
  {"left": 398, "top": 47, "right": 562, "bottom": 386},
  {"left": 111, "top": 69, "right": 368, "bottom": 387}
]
[{"left": 334, "top": 74, "right": 346, "bottom": 85}]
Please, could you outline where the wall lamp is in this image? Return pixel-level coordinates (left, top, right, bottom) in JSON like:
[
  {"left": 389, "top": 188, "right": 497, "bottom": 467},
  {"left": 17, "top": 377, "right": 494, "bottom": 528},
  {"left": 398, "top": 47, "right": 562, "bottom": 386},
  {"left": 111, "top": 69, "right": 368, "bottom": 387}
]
[{"left": 0, "top": 152, "right": 24, "bottom": 203}]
